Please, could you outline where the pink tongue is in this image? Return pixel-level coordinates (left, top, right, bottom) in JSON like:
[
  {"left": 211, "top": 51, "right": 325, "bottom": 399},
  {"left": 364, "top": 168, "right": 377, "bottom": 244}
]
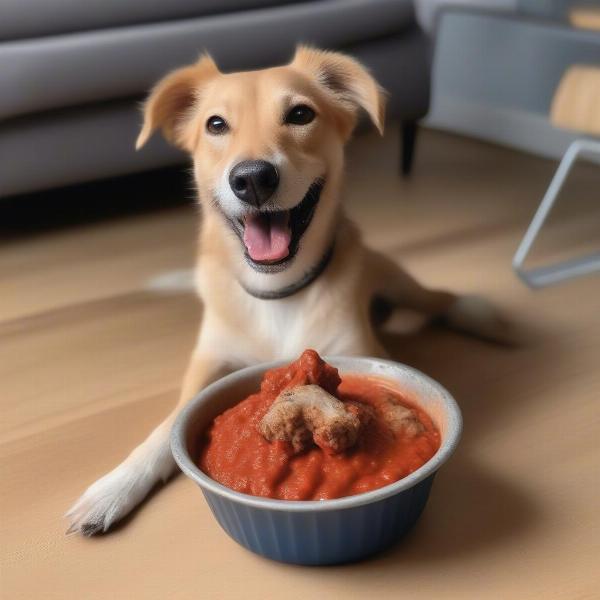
[{"left": 243, "top": 212, "right": 291, "bottom": 262}]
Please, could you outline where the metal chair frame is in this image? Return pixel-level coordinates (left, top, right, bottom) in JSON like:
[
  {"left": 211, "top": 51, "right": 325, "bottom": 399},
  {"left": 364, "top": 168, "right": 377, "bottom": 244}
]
[{"left": 513, "top": 138, "right": 600, "bottom": 288}]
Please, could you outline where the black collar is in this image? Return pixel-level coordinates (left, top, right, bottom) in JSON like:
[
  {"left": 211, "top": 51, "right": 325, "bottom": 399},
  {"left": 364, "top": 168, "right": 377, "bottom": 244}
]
[{"left": 239, "top": 243, "right": 335, "bottom": 300}]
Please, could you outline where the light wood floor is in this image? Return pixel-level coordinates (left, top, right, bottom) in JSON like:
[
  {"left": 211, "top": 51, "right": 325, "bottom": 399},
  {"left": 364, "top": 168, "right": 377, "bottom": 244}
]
[{"left": 1, "top": 128, "right": 599, "bottom": 599}]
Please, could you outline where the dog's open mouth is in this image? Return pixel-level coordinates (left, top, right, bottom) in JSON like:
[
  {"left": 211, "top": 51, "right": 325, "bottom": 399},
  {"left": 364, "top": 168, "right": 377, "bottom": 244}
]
[
  {"left": 229, "top": 178, "right": 324, "bottom": 272},
  {"left": 243, "top": 211, "right": 291, "bottom": 263}
]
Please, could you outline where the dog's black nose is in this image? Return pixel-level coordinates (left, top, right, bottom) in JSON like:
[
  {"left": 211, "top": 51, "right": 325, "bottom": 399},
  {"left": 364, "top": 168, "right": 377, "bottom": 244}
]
[{"left": 229, "top": 160, "right": 279, "bottom": 207}]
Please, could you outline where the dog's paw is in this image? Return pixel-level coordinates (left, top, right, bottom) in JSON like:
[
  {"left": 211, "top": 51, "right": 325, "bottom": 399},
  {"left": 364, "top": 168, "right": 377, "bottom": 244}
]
[
  {"left": 65, "top": 464, "right": 152, "bottom": 536},
  {"left": 66, "top": 425, "right": 176, "bottom": 536},
  {"left": 445, "top": 295, "right": 518, "bottom": 345}
]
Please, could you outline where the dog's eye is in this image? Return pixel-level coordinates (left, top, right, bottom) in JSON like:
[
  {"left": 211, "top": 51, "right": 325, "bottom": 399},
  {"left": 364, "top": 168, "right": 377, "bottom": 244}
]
[
  {"left": 206, "top": 115, "right": 229, "bottom": 135},
  {"left": 285, "top": 104, "right": 316, "bottom": 126}
]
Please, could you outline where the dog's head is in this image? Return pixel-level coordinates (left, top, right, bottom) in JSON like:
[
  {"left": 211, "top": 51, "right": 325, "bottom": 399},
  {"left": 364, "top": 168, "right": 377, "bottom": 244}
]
[{"left": 137, "top": 47, "right": 385, "bottom": 282}]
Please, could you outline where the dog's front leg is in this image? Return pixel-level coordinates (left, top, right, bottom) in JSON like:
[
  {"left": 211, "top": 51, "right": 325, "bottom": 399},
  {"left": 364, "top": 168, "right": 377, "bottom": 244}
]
[{"left": 66, "top": 350, "right": 231, "bottom": 536}]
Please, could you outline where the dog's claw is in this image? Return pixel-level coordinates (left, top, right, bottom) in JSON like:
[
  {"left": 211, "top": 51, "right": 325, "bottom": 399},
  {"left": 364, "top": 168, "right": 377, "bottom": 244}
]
[
  {"left": 64, "top": 453, "right": 174, "bottom": 537},
  {"left": 65, "top": 472, "right": 125, "bottom": 536},
  {"left": 81, "top": 522, "right": 104, "bottom": 537},
  {"left": 65, "top": 487, "right": 125, "bottom": 537}
]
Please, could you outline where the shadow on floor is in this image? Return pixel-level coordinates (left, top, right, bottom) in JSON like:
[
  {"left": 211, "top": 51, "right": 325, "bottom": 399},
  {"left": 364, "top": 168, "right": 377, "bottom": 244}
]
[
  {"left": 369, "top": 452, "right": 539, "bottom": 566},
  {"left": 347, "top": 322, "right": 566, "bottom": 565},
  {"left": 0, "top": 166, "right": 193, "bottom": 240}
]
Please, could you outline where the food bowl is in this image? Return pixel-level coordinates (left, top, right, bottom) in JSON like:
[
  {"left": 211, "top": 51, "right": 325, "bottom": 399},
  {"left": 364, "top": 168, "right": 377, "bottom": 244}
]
[{"left": 170, "top": 356, "right": 462, "bottom": 565}]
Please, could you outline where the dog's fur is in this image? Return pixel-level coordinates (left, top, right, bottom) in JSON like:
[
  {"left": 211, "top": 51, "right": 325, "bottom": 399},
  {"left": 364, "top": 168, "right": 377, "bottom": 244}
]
[{"left": 66, "top": 47, "right": 508, "bottom": 535}]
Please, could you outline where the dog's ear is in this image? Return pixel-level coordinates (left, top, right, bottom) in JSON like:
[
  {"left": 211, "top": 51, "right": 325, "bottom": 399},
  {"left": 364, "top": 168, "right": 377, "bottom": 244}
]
[
  {"left": 291, "top": 46, "right": 386, "bottom": 138},
  {"left": 136, "top": 54, "right": 219, "bottom": 151}
]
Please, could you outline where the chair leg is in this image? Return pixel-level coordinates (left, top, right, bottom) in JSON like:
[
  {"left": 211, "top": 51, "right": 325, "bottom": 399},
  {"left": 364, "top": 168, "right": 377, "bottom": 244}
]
[
  {"left": 512, "top": 138, "right": 600, "bottom": 288},
  {"left": 400, "top": 120, "right": 418, "bottom": 176}
]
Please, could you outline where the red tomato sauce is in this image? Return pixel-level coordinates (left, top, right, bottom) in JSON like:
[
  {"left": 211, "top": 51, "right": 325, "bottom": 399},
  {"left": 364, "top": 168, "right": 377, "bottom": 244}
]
[{"left": 199, "top": 350, "right": 440, "bottom": 501}]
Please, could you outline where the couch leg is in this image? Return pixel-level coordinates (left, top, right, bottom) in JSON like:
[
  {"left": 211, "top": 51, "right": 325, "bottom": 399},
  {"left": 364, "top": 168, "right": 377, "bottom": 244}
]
[{"left": 400, "top": 120, "right": 418, "bottom": 176}]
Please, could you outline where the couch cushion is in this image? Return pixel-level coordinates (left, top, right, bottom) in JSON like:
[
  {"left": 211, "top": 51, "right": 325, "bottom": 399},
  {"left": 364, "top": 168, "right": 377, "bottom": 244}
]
[
  {"left": 0, "top": 30, "right": 429, "bottom": 197},
  {"left": 0, "top": 0, "right": 415, "bottom": 120},
  {"left": 0, "top": 0, "right": 305, "bottom": 41}
]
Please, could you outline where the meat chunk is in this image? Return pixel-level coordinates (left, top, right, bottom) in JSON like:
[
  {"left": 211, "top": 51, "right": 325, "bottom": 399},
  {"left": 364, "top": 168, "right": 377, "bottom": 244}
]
[
  {"left": 379, "top": 394, "right": 424, "bottom": 437},
  {"left": 259, "top": 385, "right": 361, "bottom": 454}
]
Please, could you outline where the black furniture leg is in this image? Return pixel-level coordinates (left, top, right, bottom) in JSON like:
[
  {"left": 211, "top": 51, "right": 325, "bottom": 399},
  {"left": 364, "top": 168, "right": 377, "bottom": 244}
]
[{"left": 401, "top": 120, "right": 418, "bottom": 176}]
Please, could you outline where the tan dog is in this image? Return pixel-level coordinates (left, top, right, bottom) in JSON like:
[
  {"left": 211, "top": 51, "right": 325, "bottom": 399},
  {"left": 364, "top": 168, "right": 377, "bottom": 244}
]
[{"left": 66, "top": 47, "right": 507, "bottom": 535}]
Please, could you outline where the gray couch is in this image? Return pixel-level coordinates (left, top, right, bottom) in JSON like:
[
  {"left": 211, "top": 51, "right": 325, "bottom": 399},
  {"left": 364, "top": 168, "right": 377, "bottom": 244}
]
[{"left": 0, "top": 0, "right": 430, "bottom": 198}]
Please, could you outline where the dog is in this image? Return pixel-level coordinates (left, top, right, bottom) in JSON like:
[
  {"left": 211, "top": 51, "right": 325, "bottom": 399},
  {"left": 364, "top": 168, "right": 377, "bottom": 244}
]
[{"left": 66, "top": 46, "right": 508, "bottom": 535}]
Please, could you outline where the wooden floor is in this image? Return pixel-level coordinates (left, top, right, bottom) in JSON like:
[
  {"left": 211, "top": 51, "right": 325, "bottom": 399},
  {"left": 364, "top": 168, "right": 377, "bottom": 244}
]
[{"left": 1, "top": 128, "right": 599, "bottom": 599}]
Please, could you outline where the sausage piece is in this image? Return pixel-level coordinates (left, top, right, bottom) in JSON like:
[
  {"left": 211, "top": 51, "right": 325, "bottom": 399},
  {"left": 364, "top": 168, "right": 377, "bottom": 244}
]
[{"left": 259, "top": 385, "right": 361, "bottom": 454}]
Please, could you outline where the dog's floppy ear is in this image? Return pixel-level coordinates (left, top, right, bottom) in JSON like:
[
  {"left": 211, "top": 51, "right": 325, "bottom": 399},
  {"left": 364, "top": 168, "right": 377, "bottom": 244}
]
[
  {"left": 291, "top": 46, "right": 386, "bottom": 138},
  {"left": 136, "top": 54, "right": 219, "bottom": 151}
]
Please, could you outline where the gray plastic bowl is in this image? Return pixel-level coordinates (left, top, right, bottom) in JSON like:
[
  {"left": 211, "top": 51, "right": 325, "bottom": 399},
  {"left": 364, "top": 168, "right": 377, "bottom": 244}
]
[{"left": 171, "top": 356, "right": 462, "bottom": 565}]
